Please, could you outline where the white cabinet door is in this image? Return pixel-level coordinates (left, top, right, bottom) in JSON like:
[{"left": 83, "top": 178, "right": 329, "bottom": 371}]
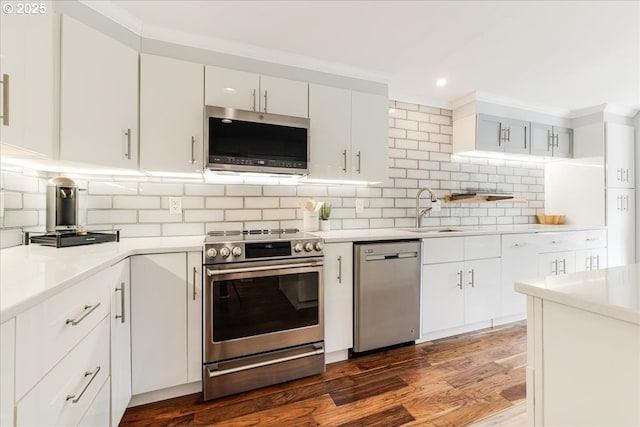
[
  {"left": 323, "top": 243, "right": 353, "bottom": 353},
  {"left": 308, "top": 84, "right": 351, "bottom": 180},
  {"left": 538, "top": 251, "right": 575, "bottom": 276},
  {"left": 260, "top": 75, "right": 308, "bottom": 117},
  {"left": 140, "top": 54, "right": 204, "bottom": 173},
  {"left": 575, "top": 248, "right": 607, "bottom": 272},
  {"left": 422, "top": 262, "right": 465, "bottom": 333},
  {"left": 60, "top": 15, "right": 138, "bottom": 168},
  {"left": 0, "top": 319, "right": 15, "bottom": 427},
  {"left": 501, "top": 234, "right": 538, "bottom": 317},
  {"left": 131, "top": 253, "right": 187, "bottom": 395},
  {"left": 0, "top": 1, "right": 57, "bottom": 157},
  {"left": 606, "top": 122, "right": 635, "bottom": 189},
  {"left": 187, "top": 252, "right": 203, "bottom": 384},
  {"left": 476, "top": 115, "right": 503, "bottom": 152},
  {"left": 464, "top": 258, "right": 501, "bottom": 324},
  {"left": 607, "top": 188, "right": 636, "bottom": 267},
  {"left": 110, "top": 259, "right": 131, "bottom": 426},
  {"left": 79, "top": 378, "right": 111, "bottom": 427},
  {"left": 205, "top": 65, "right": 260, "bottom": 111},
  {"left": 351, "top": 91, "right": 389, "bottom": 182}
]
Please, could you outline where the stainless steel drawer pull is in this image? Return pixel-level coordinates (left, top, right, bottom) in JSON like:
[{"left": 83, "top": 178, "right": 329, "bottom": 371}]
[
  {"left": 356, "top": 151, "right": 361, "bottom": 173},
  {"left": 457, "top": 270, "right": 463, "bottom": 290},
  {"left": 263, "top": 90, "right": 268, "bottom": 112},
  {"left": 66, "top": 366, "right": 101, "bottom": 403},
  {"left": 115, "top": 284, "right": 125, "bottom": 323},
  {"left": 66, "top": 302, "right": 101, "bottom": 326},
  {"left": 191, "top": 136, "right": 196, "bottom": 164},
  {"left": 252, "top": 89, "right": 256, "bottom": 111},
  {"left": 594, "top": 255, "right": 600, "bottom": 270},
  {"left": 192, "top": 266, "right": 198, "bottom": 301},
  {"left": 124, "top": 128, "right": 132, "bottom": 159},
  {"left": 0, "top": 73, "right": 8, "bottom": 126},
  {"left": 342, "top": 149, "right": 347, "bottom": 172},
  {"left": 207, "top": 348, "right": 323, "bottom": 378},
  {"left": 468, "top": 269, "right": 475, "bottom": 287},
  {"left": 551, "top": 260, "right": 557, "bottom": 275},
  {"left": 337, "top": 256, "right": 343, "bottom": 284}
]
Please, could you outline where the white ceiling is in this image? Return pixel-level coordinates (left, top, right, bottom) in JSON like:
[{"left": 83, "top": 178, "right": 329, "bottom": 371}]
[{"left": 108, "top": 0, "right": 640, "bottom": 114}]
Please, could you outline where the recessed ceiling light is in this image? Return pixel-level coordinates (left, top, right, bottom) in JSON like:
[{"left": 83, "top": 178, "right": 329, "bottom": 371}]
[
  {"left": 223, "top": 87, "right": 236, "bottom": 93},
  {"left": 436, "top": 78, "right": 447, "bottom": 87}
]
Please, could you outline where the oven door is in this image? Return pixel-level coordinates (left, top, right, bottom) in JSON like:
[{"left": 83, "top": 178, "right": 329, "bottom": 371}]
[{"left": 204, "top": 258, "right": 323, "bottom": 363}]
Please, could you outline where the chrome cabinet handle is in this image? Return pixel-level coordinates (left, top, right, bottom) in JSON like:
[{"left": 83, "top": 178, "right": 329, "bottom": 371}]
[
  {"left": 337, "top": 256, "right": 343, "bottom": 284},
  {"left": 342, "top": 149, "right": 347, "bottom": 172},
  {"left": 115, "top": 284, "right": 125, "bottom": 324},
  {"left": 551, "top": 260, "right": 557, "bottom": 275},
  {"left": 524, "top": 126, "right": 527, "bottom": 149},
  {"left": 617, "top": 195, "right": 622, "bottom": 211},
  {"left": 66, "top": 302, "right": 101, "bottom": 326},
  {"left": 191, "top": 136, "right": 196, "bottom": 164},
  {"left": 468, "top": 269, "right": 475, "bottom": 288},
  {"left": 66, "top": 366, "right": 101, "bottom": 404},
  {"left": 457, "top": 270, "right": 463, "bottom": 290},
  {"left": 252, "top": 89, "right": 256, "bottom": 111},
  {"left": 499, "top": 126, "right": 504, "bottom": 146},
  {"left": 124, "top": 128, "right": 132, "bottom": 160},
  {"left": 506, "top": 127, "right": 511, "bottom": 141},
  {"left": 207, "top": 347, "right": 323, "bottom": 378},
  {"left": 594, "top": 255, "right": 600, "bottom": 270},
  {"left": 356, "top": 151, "right": 361, "bottom": 174},
  {"left": 617, "top": 168, "right": 622, "bottom": 182},
  {"left": 585, "top": 256, "right": 592, "bottom": 271},
  {"left": 554, "top": 133, "right": 559, "bottom": 148},
  {"left": 547, "top": 130, "right": 552, "bottom": 151},
  {"left": 625, "top": 169, "right": 629, "bottom": 183},
  {"left": 560, "top": 259, "right": 566, "bottom": 274},
  {"left": 263, "top": 90, "right": 268, "bottom": 112},
  {"left": 0, "top": 73, "right": 8, "bottom": 126},
  {"left": 192, "top": 266, "right": 198, "bottom": 301}
]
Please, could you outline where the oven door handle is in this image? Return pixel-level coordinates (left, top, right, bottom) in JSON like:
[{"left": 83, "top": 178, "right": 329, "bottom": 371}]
[
  {"left": 207, "top": 347, "right": 324, "bottom": 378},
  {"left": 206, "top": 261, "right": 322, "bottom": 276}
]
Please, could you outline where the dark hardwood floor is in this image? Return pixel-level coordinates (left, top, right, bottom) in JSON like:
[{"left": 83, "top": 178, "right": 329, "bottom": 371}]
[{"left": 120, "top": 321, "right": 527, "bottom": 427}]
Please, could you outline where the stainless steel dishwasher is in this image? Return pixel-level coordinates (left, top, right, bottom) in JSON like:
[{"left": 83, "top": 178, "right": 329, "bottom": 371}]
[{"left": 353, "top": 240, "right": 421, "bottom": 353}]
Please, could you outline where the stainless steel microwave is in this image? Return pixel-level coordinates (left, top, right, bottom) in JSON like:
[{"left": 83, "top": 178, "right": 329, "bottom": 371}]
[{"left": 204, "top": 106, "right": 310, "bottom": 175}]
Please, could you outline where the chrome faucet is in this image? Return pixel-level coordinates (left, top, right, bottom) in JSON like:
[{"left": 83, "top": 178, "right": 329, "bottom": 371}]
[{"left": 415, "top": 188, "right": 438, "bottom": 227}]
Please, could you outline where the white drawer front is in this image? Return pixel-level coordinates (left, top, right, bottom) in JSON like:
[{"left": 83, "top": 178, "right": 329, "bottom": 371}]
[
  {"left": 465, "top": 235, "right": 500, "bottom": 260},
  {"left": 535, "top": 232, "right": 577, "bottom": 253},
  {"left": 422, "top": 237, "right": 464, "bottom": 264},
  {"left": 15, "top": 268, "right": 112, "bottom": 399},
  {"left": 573, "top": 229, "right": 607, "bottom": 250},
  {"left": 16, "top": 317, "right": 110, "bottom": 427},
  {"left": 79, "top": 377, "right": 111, "bottom": 427}
]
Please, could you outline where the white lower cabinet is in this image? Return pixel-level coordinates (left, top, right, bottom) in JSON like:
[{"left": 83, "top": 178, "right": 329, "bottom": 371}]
[
  {"left": 187, "top": 252, "right": 203, "bottom": 383},
  {"left": 422, "top": 236, "right": 501, "bottom": 336},
  {"left": 607, "top": 188, "right": 636, "bottom": 267},
  {"left": 501, "top": 234, "right": 539, "bottom": 317},
  {"left": 323, "top": 243, "right": 353, "bottom": 355},
  {"left": 1, "top": 319, "right": 15, "bottom": 427},
  {"left": 575, "top": 248, "right": 607, "bottom": 272},
  {"left": 538, "top": 251, "right": 576, "bottom": 276},
  {"left": 79, "top": 378, "right": 111, "bottom": 427},
  {"left": 110, "top": 259, "right": 131, "bottom": 426},
  {"left": 16, "top": 317, "right": 110, "bottom": 426},
  {"left": 130, "top": 252, "right": 202, "bottom": 396}
]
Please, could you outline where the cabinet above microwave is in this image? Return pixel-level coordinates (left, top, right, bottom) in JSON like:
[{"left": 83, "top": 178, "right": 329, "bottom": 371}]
[{"left": 204, "top": 106, "right": 310, "bottom": 175}]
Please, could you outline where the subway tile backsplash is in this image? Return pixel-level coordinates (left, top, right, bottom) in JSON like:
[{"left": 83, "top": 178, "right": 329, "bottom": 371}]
[{"left": 0, "top": 101, "right": 545, "bottom": 248}]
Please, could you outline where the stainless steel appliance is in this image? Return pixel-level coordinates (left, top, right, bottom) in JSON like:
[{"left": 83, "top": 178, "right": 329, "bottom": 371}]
[
  {"left": 202, "top": 229, "right": 324, "bottom": 400},
  {"left": 353, "top": 240, "right": 421, "bottom": 353},
  {"left": 204, "top": 106, "right": 310, "bottom": 175},
  {"left": 46, "top": 176, "right": 80, "bottom": 232}
]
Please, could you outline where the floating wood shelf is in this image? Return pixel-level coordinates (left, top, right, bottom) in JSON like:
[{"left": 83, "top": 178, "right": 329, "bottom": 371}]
[{"left": 444, "top": 194, "right": 527, "bottom": 204}]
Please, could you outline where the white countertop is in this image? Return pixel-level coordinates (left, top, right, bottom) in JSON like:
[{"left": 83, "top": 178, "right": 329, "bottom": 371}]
[
  {"left": 314, "top": 224, "right": 604, "bottom": 243},
  {"left": 0, "top": 236, "right": 202, "bottom": 322},
  {"left": 515, "top": 264, "right": 640, "bottom": 325},
  {"left": 0, "top": 224, "right": 603, "bottom": 322}
]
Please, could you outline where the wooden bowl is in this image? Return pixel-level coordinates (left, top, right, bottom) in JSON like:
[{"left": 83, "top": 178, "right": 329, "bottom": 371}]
[{"left": 536, "top": 214, "right": 566, "bottom": 225}]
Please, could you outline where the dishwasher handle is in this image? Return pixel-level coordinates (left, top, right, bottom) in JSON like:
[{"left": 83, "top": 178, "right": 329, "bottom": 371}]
[{"left": 365, "top": 251, "right": 418, "bottom": 261}]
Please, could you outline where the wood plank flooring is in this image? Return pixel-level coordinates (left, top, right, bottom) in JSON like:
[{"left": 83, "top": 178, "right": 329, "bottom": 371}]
[{"left": 120, "top": 321, "right": 527, "bottom": 427}]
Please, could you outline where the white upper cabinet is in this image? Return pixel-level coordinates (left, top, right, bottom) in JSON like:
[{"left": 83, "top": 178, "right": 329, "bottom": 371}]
[
  {"left": 351, "top": 91, "right": 389, "bottom": 182},
  {"left": 0, "top": 1, "right": 57, "bottom": 157},
  {"left": 60, "top": 15, "right": 138, "bottom": 168},
  {"left": 530, "top": 123, "right": 573, "bottom": 158},
  {"left": 205, "top": 66, "right": 308, "bottom": 117},
  {"left": 606, "top": 122, "right": 635, "bottom": 189},
  {"left": 308, "top": 84, "right": 352, "bottom": 179},
  {"left": 309, "top": 84, "right": 388, "bottom": 182},
  {"left": 140, "top": 54, "right": 204, "bottom": 173}
]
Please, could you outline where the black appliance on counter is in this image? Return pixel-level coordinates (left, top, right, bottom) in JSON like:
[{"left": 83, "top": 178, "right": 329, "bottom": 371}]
[
  {"left": 25, "top": 230, "right": 120, "bottom": 248},
  {"left": 202, "top": 228, "right": 325, "bottom": 400}
]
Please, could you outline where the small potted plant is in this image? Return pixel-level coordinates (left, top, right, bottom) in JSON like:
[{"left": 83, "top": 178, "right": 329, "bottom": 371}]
[{"left": 319, "top": 202, "right": 332, "bottom": 231}]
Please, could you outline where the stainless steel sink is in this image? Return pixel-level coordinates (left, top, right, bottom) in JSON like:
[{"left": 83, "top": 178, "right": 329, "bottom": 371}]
[{"left": 394, "top": 227, "right": 475, "bottom": 233}]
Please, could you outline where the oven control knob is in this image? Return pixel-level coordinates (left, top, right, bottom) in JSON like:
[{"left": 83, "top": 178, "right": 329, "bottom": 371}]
[
  {"left": 232, "top": 246, "right": 242, "bottom": 257},
  {"left": 304, "top": 242, "right": 313, "bottom": 252},
  {"left": 293, "top": 243, "right": 303, "bottom": 253},
  {"left": 314, "top": 242, "right": 323, "bottom": 251},
  {"left": 206, "top": 248, "right": 218, "bottom": 259},
  {"left": 219, "top": 247, "right": 231, "bottom": 258}
]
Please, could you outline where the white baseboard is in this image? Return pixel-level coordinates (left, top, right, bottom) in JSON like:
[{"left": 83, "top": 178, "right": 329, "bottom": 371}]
[
  {"left": 128, "top": 381, "right": 202, "bottom": 407},
  {"left": 325, "top": 349, "right": 349, "bottom": 364}
]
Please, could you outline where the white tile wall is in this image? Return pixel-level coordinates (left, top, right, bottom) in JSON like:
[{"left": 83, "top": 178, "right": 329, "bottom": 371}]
[{"left": 0, "top": 100, "right": 545, "bottom": 247}]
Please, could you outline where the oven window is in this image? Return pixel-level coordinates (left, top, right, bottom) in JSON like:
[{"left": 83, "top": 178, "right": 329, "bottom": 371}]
[{"left": 212, "top": 271, "right": 319, "bottom": 342}]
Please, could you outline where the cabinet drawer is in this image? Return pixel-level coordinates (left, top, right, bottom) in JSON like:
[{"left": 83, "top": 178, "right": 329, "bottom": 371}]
[
  {"left": 422, "top": 237, "right": 464, "bottom": 264},
  {"left": 16, "top": 317, "right": 110, "bottom": 427},
  {"left": 535, "top": 232, "right": 577, "bottom": 253},
  {"left": 465, "top": 235, "right": 500, "bottom": 260},
  {"left": 572, "top": 229, "right": 606, "bottom": 250},
  {"left": 15, "top": 268, "right": 111, "bottom": 399}
]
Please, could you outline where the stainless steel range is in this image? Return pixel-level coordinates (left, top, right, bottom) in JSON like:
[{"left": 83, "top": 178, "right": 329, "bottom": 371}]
[{"left": 202, "top": 228, "right": 325, "bottom": 400}]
